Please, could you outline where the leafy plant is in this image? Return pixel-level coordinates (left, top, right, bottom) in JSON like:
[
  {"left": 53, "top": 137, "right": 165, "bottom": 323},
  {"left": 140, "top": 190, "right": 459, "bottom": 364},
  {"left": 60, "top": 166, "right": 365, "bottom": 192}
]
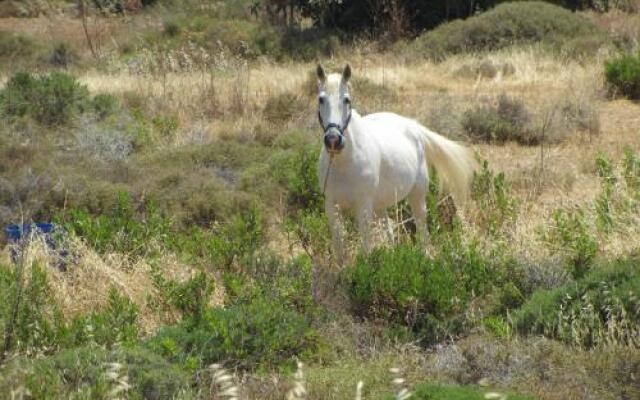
[
  {"left": 91, "top": 93, "right": 119, "bottom": 120},
  {"left": 595, "top": 153, "right": 616, "bottom": 231},
  {"left": 61, "top": 192, "right": 172, "bottom": 258},
  {"left": 151, "top": 269, "right": 214, "bottom": 322},
  {"left": 67, "top": 287, "right": 139, "bottom": 349},
  {"left": 0, "top": 345, "right": 190, "bottom": 399},
  {"left": 148, "top": 297, "right": 319, "bottom": 371},
  {"left": 410, "top": 1, "right": 604, "bottom": 60},
  {"left": 462, "top": 95, "right": 536, "bottom": 145},
  {"left": 208, "top": 204, "right": 265, "bottom": 269},
  {"left": 471, "top": 160, "right": 518, "bottom": 235},
  {"left": 0, "top": 71, "right": 90, "bottom": 126},
  {"left": 409, "top": 383, "right": 534, "bottom": 400},
  {"left": 514, "top": 257, "right": 640, "bottom": 348},
  {"left": 0, "top": 261, "right": 61, "bottom": 357},
  {"left": 605, "top": 52, "right": 640, "bottom": 100},
  {"left": 345, "top": 242, "right": 497, "bottom": 344},
  {"left": 542, "top": 208, "right": 597, "bottom": 279}
]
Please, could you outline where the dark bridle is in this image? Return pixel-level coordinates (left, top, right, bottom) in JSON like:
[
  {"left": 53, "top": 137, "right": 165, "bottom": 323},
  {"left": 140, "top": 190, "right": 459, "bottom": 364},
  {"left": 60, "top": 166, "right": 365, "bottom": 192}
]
[{"left": 318, "top": 108, "right": 352, "bottom": 136}]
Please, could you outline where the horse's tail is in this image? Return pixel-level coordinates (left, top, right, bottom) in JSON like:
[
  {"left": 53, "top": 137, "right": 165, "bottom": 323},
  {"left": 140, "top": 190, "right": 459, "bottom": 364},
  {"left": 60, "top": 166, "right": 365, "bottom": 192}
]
[{"left": 419, "top": 127, "right": 477, "bottom": 203}]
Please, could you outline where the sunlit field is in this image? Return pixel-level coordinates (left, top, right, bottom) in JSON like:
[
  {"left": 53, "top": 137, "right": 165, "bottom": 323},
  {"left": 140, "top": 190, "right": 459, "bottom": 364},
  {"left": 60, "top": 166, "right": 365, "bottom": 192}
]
[{"left": 1, "top": 1, "right": 639, "bottom": 399}]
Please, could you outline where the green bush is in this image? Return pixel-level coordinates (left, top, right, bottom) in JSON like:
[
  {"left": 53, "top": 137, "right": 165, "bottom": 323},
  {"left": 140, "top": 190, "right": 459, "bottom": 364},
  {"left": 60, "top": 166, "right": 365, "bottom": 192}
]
[
  {"left": 223, "top": 253, "right": 314, "bottom": 313},
  {"left": 275, "top": 143, "right": 323, "bottom": 214},
  {"left": 462, "top": 94, "right": 535, "bottom": 144},
  {"left": 151, "top": 114, "right": 179, "bottom": 141},
  {"left": 514, "top": 256, "right": 640, "bottom": 348},
  {"left": 61, "top": 192, "right": 172, "bottom": 257},
  {"left": 203, "top": 18, "right": 281, "bottom": 58},
  {"left": 208, "top": 204, "right": 265, "bottom": 269},
  {"left": 148, "top": 297, "right": 318, "bottom": 370},
  {"left": 0, "top": 261, "right": 61, "bottom": 356},
  {"left": 407, "top": 383, "right": 534, "bottom": 400},
  {"left": 0, "top": 262, "right": 140, "bottom": 356},
  {"left": 48, "top": 42, "right": 78, "bottom": 68},
  {"left": 471, "top": 160, "right": 519, "bottom": 235},
  {"left": 410, "top": 2, "right": 604, "bottom": 60},
  {"left": 623, "top": 147, "right": 640, "bottom": 196},
  {"left": 0, "top": 345, "right": 191, "bottom": 399},
  {"left": 0, "top": 31, "right": 39, "bottom": 61},
  {"left": 594, "top": 153, "right": 616, "bottom": 231},
  {"left": 605, "top": 52, "right": 640, "bottom": 100},
  {"left": 345, "top": 242, "right": 498, "bottom": 344},
  {"left": 151, "top": 269, "right": 214, "bottom": 321},
  {"left": 91, "top": 93, "right": 119, "bottom": 120},
  {"left": 542, "top": 208, "right": 598, "bottom": 279},
  {"left": 65, "top": 287, "right": 139, "bottom": 349},
  {"left": 0, "top": 71, "right": 90, "bottom": 126},
  {"left": 279, "top": 28, "right": 341, "bottom": 61}
]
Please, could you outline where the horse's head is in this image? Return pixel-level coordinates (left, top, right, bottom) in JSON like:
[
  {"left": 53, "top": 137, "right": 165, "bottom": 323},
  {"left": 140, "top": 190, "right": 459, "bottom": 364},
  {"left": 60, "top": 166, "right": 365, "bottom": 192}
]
[{"left": 316, "top": 64, "right": 352, "bottom": 155}]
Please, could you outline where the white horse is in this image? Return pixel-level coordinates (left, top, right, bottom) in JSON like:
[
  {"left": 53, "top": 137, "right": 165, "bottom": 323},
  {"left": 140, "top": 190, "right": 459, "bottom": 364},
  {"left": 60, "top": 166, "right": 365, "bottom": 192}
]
[{"left": 316, "top": 64, "right": 476, "bottom": 260}]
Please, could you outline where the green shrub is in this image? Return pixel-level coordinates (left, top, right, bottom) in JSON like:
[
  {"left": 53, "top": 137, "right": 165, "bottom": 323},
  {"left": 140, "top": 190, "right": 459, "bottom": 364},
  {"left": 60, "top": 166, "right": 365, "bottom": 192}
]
[
  {"left": 410, "top": 2, "right": 604, "bottom": 60},
  {"left": 0, "top": 262, "right": 140, "bottom": 356},
  {"left": 542, "top": 208, "right": 598, "bottom": 279},
  {"left": 408, "top": 383, "right": 534, "bottom": 400},
  {"left": 61, "top": 192, "right": 172, "bottom": 257},
  {"left": 0, "top": 345, "right": 191, "bottom": 399},
  {"left": 275, "top": 143, "right": 323, "bottom": 214},
  {"left": 594, "top": 153, "right": 616, "bottom": 231},
  {"left": 208, "top": 204, "right": 265, "bottom": 269},
  {"left": 345, "top": 242, "right": 498, "bottom": 344},
  {"left": 279, "top": 28, "right": 341, "bottom": 61},
  {"left": 203, "top": 19, "right": 281, "bottom": 58},
  {"left": 0, "top": 71, "right": 90, "bottom": 126},
  {"left": 462, "top": 94, "right": 536, "bottom": 145},
  {"left": 48, "top": 42, "right": 78, "bottom": 68},
  {"left": 151, "top": 114, "right": 179, "bottom": 141},
  {"left": 471, "top": 160, "right": 518, "bottom": 235},
  {"left": 0, "top": 261, "right": 61, "bottom": 356},
  {"left": 605, "top": 52, "right": 640, "bottom": 99},
  {"left": 623, "top": 147, "right": 640, "bottom": 196},
  {"left": 151, "top": 269, "right": 214, "bottom": 321},
  {"left": 162, "top": 18, "right": 182, "bottom": 37},
  {"left": 514, "top": 256, "right": 640, "bottom": 348},
  {"left": 148, "top": 297, "right": 318, "bottom": 370},
  {"left": 223, "top": 253, "right": 314, "bottom": 313},
  {"left": 91, "top": 93, "right": 119, "bottom": 120},
  {"left": 65, "top": 287, "right": 139, "bottom": 349},
  {"left": 0, "top": 31, "right": 38, "bottom": 61}
]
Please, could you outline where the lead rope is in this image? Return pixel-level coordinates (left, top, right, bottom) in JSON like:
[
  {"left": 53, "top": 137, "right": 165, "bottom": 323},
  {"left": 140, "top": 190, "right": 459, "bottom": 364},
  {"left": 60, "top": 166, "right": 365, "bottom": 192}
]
[{"left": 322, "top": 154, "right": 334, "bottom": 196}]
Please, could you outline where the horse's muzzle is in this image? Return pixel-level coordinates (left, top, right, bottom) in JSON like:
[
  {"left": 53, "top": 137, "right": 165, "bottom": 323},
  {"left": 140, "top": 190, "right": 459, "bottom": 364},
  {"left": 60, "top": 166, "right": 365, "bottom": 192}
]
[{"left": 324, "top": 132, "right": 344, "bottom": 153}]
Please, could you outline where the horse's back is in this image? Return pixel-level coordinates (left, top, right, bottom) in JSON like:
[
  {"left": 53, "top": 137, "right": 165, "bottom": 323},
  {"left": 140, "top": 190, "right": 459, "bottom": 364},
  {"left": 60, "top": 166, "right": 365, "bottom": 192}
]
[{"left": 358, "top": 111, "right": 428, "bottom": 211}]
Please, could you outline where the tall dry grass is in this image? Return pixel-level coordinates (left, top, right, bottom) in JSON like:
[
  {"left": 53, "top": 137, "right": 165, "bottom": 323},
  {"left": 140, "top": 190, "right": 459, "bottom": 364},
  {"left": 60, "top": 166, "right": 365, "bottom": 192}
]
[{"left": 1, "top": 235, "right": 224, "bottom": 335}]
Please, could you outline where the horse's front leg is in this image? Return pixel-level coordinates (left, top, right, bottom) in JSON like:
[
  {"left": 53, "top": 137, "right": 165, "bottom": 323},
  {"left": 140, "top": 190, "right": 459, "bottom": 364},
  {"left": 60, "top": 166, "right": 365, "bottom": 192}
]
[{"left": 357, "top": 202, "right": 374, "bottom": 255}]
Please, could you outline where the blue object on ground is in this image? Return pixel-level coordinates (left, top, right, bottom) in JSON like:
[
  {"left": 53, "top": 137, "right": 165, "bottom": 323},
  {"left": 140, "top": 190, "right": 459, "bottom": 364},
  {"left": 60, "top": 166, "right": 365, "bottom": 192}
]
[
  {"left": 4, "top": 223, "right": 69, "bottom": 270},
  {"left": 5, "top": 223, "right": 55, "bottom": 242}
]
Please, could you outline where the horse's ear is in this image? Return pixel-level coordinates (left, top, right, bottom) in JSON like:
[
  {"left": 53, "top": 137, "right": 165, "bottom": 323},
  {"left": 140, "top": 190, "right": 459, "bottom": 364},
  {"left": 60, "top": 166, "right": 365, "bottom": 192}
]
[
  {"left": 342, "top": 64, "right": 351, "bottom": 82},
  {"left": 317, "top": 65, "right": 326, "bottom": 83}
]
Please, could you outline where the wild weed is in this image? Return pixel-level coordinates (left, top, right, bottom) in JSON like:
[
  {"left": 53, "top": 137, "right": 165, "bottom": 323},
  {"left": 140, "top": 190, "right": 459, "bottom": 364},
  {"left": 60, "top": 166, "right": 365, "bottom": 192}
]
[
  {"left": 542, "top": 208, "right": 597, "bottom": 279},
  {"left": 471, "top": 160, "right": 518, "bottom": 236}
]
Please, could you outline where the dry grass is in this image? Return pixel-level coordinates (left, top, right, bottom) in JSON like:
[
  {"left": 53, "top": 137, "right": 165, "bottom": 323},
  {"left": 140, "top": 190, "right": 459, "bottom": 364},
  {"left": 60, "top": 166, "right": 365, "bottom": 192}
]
[
  {"left": 1, "top": 25, "right": 637, "bottom": 275},
  {"left": 0, "top": 235, "right": 224, "bottom": 335},
  {"left": 1, "top": 11, "right": 640, "bottom": 399}
]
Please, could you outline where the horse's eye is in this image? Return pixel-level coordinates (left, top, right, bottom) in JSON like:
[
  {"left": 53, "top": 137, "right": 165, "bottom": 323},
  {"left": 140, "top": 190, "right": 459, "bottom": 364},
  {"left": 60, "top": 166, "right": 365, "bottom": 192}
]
[
  {"left": 344, "top": 98, "right": 351, "bottom": 105},
  {"left": 319, "top": 97, "right": 325, "bottom": 105}
]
